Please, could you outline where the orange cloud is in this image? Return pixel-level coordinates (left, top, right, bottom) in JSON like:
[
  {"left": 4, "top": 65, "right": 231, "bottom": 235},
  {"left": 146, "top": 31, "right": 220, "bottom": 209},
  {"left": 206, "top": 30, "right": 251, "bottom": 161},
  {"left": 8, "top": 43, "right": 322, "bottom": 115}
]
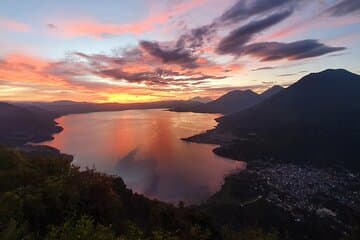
[
  {"left": 0, "top": 54, "right": 65, "bottom": 86},
  {"left": 0, "top": 52, "right": 221, "bottom": 103},
  {"left": 0, "top": 17, "right": 31, "bottom": 32},
  {"left": 0, "top": 53, "right": 103, "bottom": 102}
]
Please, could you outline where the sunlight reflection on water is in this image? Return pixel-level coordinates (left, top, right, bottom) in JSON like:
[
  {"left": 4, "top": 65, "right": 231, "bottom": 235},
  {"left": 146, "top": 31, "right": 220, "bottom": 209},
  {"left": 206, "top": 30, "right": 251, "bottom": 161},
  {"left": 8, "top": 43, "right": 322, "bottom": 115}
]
[{"left": 41, "top": 109, "right": 245, "bottom": 204}]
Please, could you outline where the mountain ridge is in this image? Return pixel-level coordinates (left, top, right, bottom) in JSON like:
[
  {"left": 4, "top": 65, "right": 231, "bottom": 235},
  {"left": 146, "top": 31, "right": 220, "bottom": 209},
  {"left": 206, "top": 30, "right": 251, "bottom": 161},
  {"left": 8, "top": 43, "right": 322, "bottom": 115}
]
[
  {"left": 171, "top": 86, "right": 284, "bottom": 114},
  {"left": 186, "top": 69, "right": 360, "bottom": 170}
]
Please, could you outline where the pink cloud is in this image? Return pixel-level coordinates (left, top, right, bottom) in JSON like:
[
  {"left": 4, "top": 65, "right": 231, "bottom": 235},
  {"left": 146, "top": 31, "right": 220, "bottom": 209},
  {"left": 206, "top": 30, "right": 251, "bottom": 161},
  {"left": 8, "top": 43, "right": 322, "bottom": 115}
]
[
  {"left": 0, "top": 17, "right": 31, "bottom": 32},
  {"left": 51, "top": 0, "right": 210, "bottom": 38},
  {"left": 262, "top": 14, "right": 360, "bottom": 42}
]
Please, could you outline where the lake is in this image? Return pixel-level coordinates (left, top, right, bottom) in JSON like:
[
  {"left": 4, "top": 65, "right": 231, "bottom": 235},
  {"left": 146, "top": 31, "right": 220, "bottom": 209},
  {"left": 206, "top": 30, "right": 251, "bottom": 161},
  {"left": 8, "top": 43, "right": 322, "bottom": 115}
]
[{"left": 41, "top": 109, "right": 245, "bottom": 204}]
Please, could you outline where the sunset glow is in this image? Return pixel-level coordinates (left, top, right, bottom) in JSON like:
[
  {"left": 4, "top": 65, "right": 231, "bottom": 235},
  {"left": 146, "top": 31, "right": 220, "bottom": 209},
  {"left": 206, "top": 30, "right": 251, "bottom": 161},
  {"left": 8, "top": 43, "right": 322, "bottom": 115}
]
[{"left": 0, "top": 0, "right": 359, "bottom": 103}]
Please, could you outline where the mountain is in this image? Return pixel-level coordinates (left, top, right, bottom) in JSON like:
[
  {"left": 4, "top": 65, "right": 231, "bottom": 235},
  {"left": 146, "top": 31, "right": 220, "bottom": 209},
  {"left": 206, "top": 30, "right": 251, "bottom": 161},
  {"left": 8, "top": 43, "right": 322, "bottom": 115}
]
[
  {"left": 189, "top": 96, "right": 213, "bottom": 103},
  {"left": 196, "top": 90, "right": 260, "bottom": 114},
  {"left": 259, "top": 85, "right": 284, "bottom": 99},
  {"left": 214, "top": 69, "right": 360, "bottom": 170},
  {"left": 0, "top": 102, "right": 62, "bottom": 146},
  {"left": 16, "top": 100, "right": 193, "bottom": 116},
  {"left": 220, "top": 69, "right": 360, "bottom": 128},
  {"left": 172, "top": 86, "right": 284, "bottom": 114}
]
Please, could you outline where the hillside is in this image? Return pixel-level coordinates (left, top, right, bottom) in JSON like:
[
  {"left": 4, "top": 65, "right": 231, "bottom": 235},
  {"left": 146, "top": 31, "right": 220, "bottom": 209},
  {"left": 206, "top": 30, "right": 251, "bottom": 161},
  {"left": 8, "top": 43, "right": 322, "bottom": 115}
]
[
  {"left": 0, "top": 146, "right": 221, "bottom": 239},
  {"left": 212, "top": 69, "right": 360, "bottom": 169},
  {"left": 0, "top": 102, "right": 62, "bottom": 146},
  {"left": 196, "top": 90, "right": 260, "bottom": 114}
]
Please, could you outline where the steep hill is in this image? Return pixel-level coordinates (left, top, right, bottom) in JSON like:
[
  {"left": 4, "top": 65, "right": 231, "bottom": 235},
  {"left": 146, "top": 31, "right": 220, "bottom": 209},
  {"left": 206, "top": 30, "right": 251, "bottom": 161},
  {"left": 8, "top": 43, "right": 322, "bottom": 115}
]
[
  {"left": 214, "top": 69, "right": 360, "bottom": 169},
  {"left": 171, "top": 86, "right": 283, "bottom": 114}
]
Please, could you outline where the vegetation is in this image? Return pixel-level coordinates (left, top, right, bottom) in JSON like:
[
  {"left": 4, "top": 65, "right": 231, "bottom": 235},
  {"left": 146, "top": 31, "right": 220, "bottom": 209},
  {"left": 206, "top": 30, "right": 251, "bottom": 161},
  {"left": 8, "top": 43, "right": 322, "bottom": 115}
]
[
  {"left": 0, "top": 146, "right": 283, "bottom": 240},
  {"left": 0, "top": 146, "right": 216, "bottom": 239},
  {"left": 1, "top": 145, "right": 357, "bottom": 239}
]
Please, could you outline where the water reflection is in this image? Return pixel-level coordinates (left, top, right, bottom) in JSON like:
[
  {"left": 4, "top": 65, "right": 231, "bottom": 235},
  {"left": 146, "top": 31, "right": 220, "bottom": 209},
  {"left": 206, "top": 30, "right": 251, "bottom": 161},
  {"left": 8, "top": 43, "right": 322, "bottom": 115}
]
[{"left": 42, "top": 109, "right": 245, "bottom": 204}]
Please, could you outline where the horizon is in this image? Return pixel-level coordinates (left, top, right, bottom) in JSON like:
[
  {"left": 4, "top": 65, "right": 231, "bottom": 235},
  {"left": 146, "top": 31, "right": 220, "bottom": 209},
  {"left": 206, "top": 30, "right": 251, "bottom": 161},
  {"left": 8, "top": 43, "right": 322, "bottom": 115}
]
[{"left": 1, "top": 0, "right": 360, "bottom": 103}]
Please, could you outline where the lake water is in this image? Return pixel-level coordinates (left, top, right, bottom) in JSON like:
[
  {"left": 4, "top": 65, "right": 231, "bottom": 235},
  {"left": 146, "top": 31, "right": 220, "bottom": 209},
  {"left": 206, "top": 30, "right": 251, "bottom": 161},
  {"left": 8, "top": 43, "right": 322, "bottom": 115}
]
[{"left": 41, "top": 109, "right": 245, "bottom": 204}]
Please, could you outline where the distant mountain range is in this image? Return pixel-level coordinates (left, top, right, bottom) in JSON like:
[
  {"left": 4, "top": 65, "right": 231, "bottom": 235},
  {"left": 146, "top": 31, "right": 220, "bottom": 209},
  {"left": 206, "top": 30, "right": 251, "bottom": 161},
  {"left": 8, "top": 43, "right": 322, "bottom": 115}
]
[
  {"left": 189, "top": 96, "right": 213, "bottom": 103},
  {"left": 0, "top": 100, "right": 201, "bottom": 146},
  {"left": 15, "top": 100, "right": 191, "bottom": 116},
  {"left": 3, "top": 68, "right": 360, "bottom": 171},
  {"left": 188, "top": 69, "right": 360, "bottom": 170},
  {"left": 0, "top": 99, "right": 222, "bottom": 146},
  {"left": 171, "top": 85, "right": 284, "bottom": 114}
]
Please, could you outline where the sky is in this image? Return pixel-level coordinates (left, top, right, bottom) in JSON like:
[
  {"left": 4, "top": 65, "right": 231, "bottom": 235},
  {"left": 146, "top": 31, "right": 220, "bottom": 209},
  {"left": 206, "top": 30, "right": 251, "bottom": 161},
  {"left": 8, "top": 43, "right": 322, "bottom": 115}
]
[{"left": 0, "top": 0, "right": 359, "bottom": 103}]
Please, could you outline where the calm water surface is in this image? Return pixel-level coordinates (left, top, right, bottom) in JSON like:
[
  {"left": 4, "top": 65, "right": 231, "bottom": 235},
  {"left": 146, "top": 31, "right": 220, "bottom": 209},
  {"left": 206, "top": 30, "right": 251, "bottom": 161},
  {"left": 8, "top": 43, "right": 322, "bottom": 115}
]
[{"left": 41, "top": 109, "right": 245, "bottom": 204}]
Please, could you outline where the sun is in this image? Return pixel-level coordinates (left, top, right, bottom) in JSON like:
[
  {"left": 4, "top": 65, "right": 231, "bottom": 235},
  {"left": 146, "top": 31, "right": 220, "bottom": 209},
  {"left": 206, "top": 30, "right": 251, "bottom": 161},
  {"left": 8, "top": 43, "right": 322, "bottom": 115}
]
[{"left": 105, "top": 93, "right": 160, "bottom": 103}]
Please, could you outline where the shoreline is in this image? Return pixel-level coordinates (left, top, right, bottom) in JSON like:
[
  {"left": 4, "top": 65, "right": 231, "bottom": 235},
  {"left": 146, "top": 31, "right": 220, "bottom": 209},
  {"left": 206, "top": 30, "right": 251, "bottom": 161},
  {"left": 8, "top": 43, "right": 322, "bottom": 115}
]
[
  {"left": 8, "top": 108, "right": 360, "bottom": 239},
  {"left": 184, "top": 126, "right": 360, "bottom": 238},
  {"left": 22, "top": 109, "right": 245, "bottom": 205}
]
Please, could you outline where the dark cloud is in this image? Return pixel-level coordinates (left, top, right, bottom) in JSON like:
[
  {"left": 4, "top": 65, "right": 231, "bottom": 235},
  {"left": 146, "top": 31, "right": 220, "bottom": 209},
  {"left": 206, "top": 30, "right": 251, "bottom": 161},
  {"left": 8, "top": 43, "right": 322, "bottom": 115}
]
[
  {"left": 157, "top": 0, "right": 303, "bottom": 59},
  {"left": 140, "top": 40, "right": 197, "bottom": 68},
  {"left": 176, "top": 23, "right": 216, "bottom": 51},
  {"left": 239, "top": 40, "right": 345, "bottom": 61},
  {"left": 219, "top": 0, "right": 297, "bottom": 24},
  {"left": 277, "top": 70, "right": 309, "bottom": 77},
  {"left": 251, "top": 67, "right": 275, "bottom": 71},
  {"left": 277, "top": 73, "right": 298, "bottom": 77},
  {"left": 217, "top": 10, "right": 293, "bottom": 55},
  {"left": 95, "top": 67, "right": 225, "bottom": 86},
  {"left": 327, "top": 0, "right": 360, "bottom": 16},
  {"left": 47, "top": 23, "right": 57, "bottom": 29}
]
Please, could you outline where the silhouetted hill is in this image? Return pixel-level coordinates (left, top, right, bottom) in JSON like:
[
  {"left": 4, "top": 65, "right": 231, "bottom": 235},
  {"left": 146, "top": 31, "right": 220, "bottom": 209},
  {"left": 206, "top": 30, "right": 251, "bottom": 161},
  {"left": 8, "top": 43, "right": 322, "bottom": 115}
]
[
  {"left": 220, "top": 69, "right": 360, "bottom": 128},
  {"left": 214, "top": 69, "right": 360, "bottom": 170},
  {"left": 259, "top": 85, "right": 284, "bottom": 99},
  {"left": 189, "top": 96, "right": 213, "bottom": 103},
  {"left": 2, "top": 100, "right": 204, "bottom": 146},
  {"left": 18, "top": 100, "right": 192, "bottom": 116},
  {"left": 200, "top": 90, "right": 259, "bottom": 114},
  {"left": 171, "top": 86, "right": 284, "bottom": 114},
  {"left": 0, "top": 102, "right": 62, "bottom": 146}
]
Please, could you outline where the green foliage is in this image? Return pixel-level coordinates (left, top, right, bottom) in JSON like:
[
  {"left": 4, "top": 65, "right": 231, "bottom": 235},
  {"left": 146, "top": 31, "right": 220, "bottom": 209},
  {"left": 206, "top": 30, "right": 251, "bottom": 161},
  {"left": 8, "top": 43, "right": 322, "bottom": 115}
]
[
  {"left": 341, "top": 226, "right": 360, "bottom": 240},
  {"left": 0, "top": 219, "right": 28, "bottom": 240},
  {"left": 0, "top": 146, "right": 217, "bottom": 239},
  {"left": 0, "top": 146, "right": 292, "bottom": 240},
  {"left": 221, "top": 226, "right": 279, "bottom": 240},
  {"left": 45, "top": 216, "right": 118, "bottom": 240},
  {"left": 121, "top": 222, "right": 144, "bottom": 240},
  {"left": 152, "top": 229, "right": 179, "bottom": 240},
  {"left": 189, "top": 224, "right": 212, "bottom": 240}
]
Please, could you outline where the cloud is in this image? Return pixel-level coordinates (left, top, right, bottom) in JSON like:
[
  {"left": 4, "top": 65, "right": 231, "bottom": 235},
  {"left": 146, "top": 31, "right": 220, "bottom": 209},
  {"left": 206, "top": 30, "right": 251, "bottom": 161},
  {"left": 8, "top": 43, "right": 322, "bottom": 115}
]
[
  {"left": 172, "top": 0, "right": 302, "bottom": 53},
  {"left": 50, "top": 48, "right": 228, "bottom": 89},
  {"left": 49, "top": 0, "right": 210, "bottom": 38},
  {"left": 277, "top": 73, "right": 298, "bottom": 77},
  {"left": 218, "top": 0, "right": 298, "bottom": 24},
  {"left": 176, "top": 23, "right": 216, "bottom": 51},
  {"left": 95, "top": 68, "right": 223, "bottom": 86},
  {"left": 251, "top": 67, "right": 275, "bottom": 71},
  {"left": 239, "top": 40, "right": 345, "bottom": 61},
  {"left": 47, "top": 23, "right": 57, "bottom": 29},
  {"left": 0, "top": 17, "right": 31, "bottom": 32},
  {"left": 140, "top": 40, "right": 198, "bottom": 68},
  {"left": 327, "top": 0, "right": 360, "bottom": 16},
  {"left": 217, "top": 10, "right": 293, "bottom": 55}
]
